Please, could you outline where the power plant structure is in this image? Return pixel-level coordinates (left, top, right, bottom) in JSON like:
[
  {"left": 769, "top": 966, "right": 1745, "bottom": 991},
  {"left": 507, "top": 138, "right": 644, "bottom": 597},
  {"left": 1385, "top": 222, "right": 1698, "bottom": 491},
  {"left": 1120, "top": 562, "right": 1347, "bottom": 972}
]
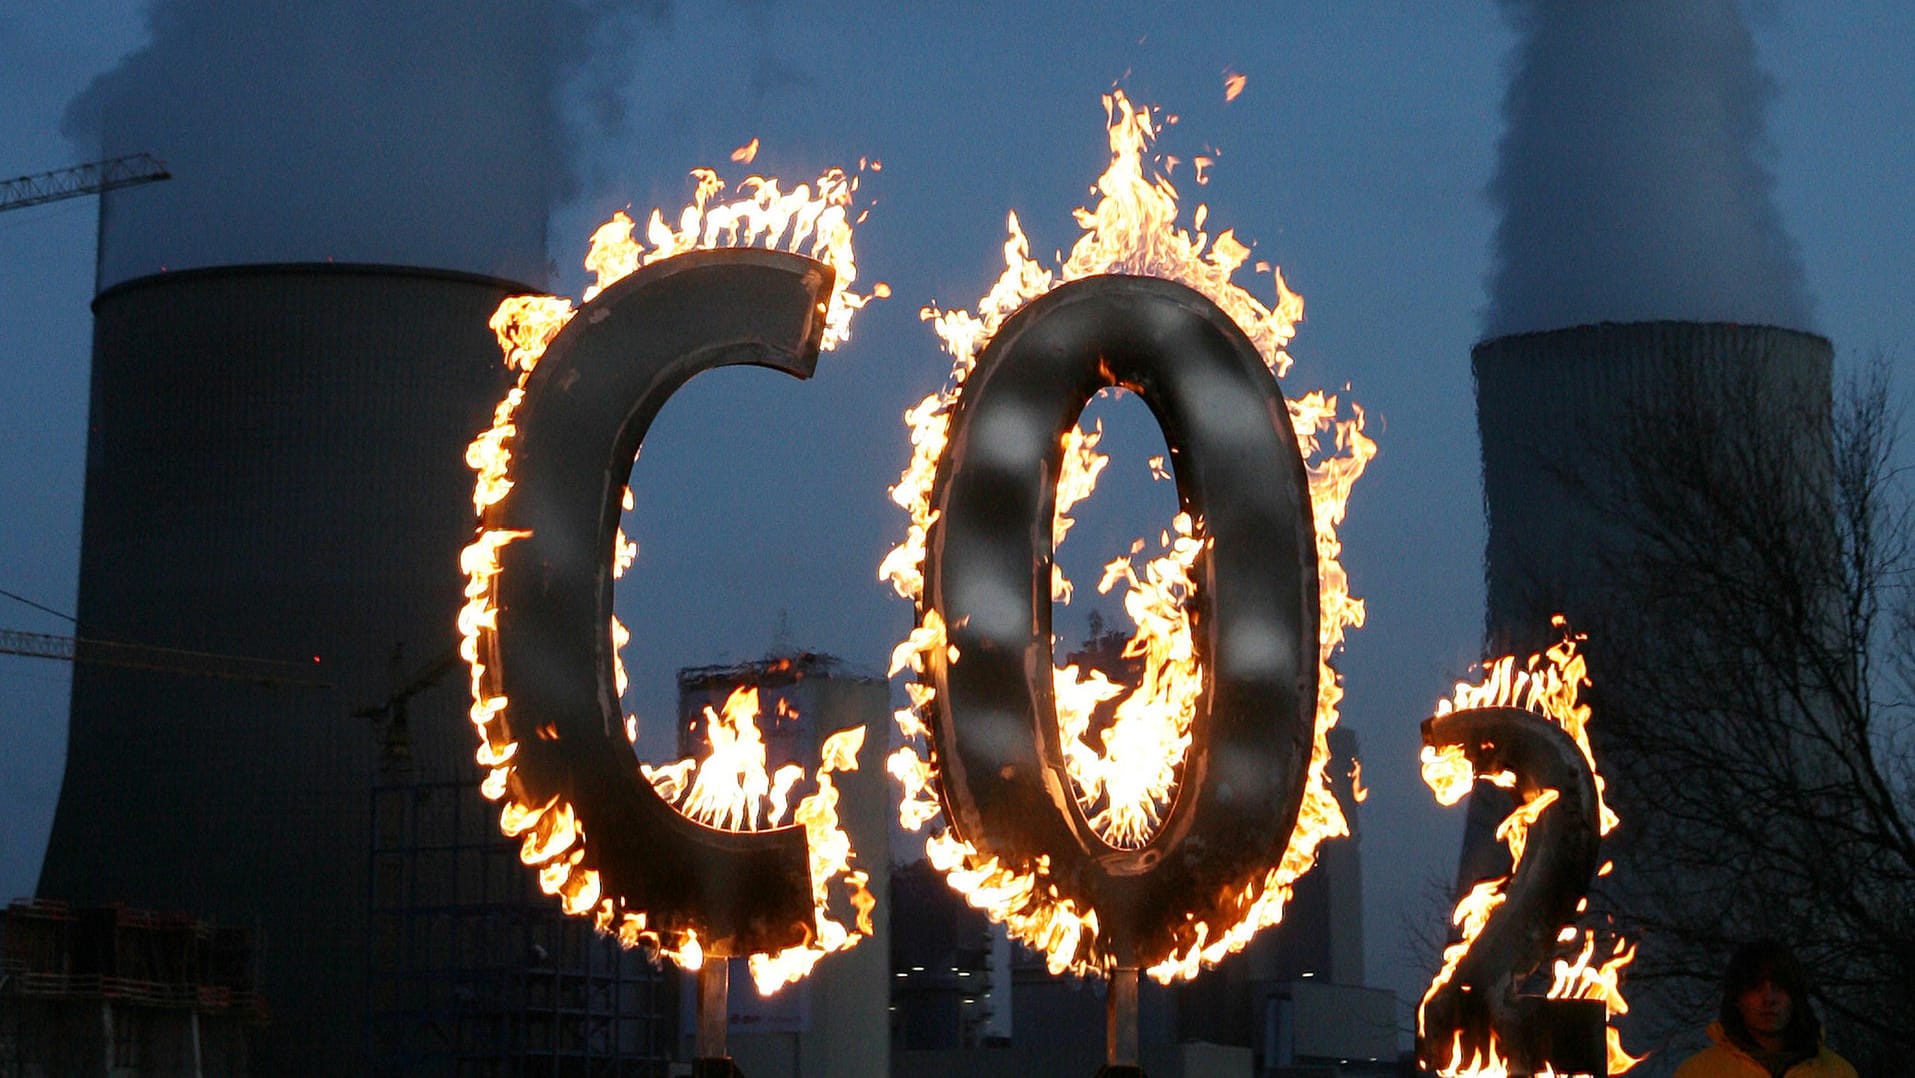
[
  {"left": 1467, "top": 320, "right": 1836, "bottom": 1060},
  {"left": 1473, "top": 320, "right": 1833, "bottom": 661},
  {"left": 0, "top": 897, "right": 262, "bottom": 1073},
  {"left": 367, "top": 756, "right": 676, "bottom": 1072},
  {"left": 33, "top": 262, "right": 676, "bottom": 1072},
  {"left": 673, "top": 652, "right": 892, "bottom": 1077}
]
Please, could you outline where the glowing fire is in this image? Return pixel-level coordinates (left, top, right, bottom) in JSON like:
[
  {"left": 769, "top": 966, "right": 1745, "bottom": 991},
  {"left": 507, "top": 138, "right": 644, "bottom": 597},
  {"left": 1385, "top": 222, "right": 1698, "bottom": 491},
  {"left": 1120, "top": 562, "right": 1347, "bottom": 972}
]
[
  {"left": 1425, "top": 1038, "right": 1583, "bottom": 1078},
  {"left": 459, "top": 155, "right": 881, "bottom": 992},
  {"left": 881, "top": 91, "right": 1375, "bottom": 980},
  {"left": 1058, "top": 511, "right": 1207, "bottom": 849},
  {"left": 1417, "top": 619, "right": 1640, "bottom": 1076},
  {"left": 642, "top": 682, "right": 875, "bottom": 994},
  {"left": 643, "top": 687, "right": 800, "bottom": 832}
]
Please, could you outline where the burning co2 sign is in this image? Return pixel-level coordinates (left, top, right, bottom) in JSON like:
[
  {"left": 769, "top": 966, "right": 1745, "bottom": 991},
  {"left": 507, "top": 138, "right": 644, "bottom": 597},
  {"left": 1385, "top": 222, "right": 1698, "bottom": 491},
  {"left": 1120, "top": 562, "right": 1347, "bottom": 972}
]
[
  {"left": 1416, "top": 628, "right": 1640, "bottom": 1077},
  {"left": 910, "top": 273, "right": 1321, "bottom": 970},
  {"left": 458, "top": 93, "right": 1633, "bottom": 1078}
]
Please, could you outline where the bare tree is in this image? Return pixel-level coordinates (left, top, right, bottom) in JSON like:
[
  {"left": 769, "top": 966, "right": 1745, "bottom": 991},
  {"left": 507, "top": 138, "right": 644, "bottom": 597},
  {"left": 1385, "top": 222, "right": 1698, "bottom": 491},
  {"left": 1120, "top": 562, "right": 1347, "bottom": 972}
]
[{"left": 1575, "top": 354, "right": 1915, "bottom": 1072}]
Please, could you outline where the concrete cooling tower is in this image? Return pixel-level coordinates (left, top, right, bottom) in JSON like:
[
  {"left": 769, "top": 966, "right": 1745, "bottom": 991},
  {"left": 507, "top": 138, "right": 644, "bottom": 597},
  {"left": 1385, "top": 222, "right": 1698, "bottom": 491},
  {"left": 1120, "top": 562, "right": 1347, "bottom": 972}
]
[
  {"left": 36, "top": 264, "right": 531, "bottom": 1071},
  {"left": 1465, "top": 320, "right": 1835, "bottom": 1058},
  {"left": 1474, "top": 321, "right": 1832, "bottom": 658},
  {"left": 1466, "top": 320, "right": 1832, "bottom": 863}
]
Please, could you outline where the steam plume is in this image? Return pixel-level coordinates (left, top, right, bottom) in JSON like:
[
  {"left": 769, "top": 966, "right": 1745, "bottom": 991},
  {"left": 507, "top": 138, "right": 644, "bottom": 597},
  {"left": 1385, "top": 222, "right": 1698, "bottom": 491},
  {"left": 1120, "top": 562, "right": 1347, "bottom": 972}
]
[
  {"left": 1485, "top": 0, "right": 1812, "bottom": 337},
  {"left": 64, "top": 1, "right": 623, "bottom": 289}
]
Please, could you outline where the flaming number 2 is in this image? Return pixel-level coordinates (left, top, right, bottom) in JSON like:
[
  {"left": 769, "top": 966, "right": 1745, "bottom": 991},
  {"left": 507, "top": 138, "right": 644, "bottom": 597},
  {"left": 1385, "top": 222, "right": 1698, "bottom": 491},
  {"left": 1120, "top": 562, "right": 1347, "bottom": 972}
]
[
  {"left": 915, "top": 275, "right": 1322, "bottom": 974},
  {"left": 1414, "top": 628, "right": 1639, "bottom": 1077},
  {"left": 1416, "top": 705, "right": 1609, "bottom": 1075}
]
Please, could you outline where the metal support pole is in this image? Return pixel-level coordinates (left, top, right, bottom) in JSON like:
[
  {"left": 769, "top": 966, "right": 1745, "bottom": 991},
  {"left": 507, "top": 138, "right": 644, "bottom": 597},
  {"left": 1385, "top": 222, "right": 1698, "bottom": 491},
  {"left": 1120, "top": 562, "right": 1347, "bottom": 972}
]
[
  {"left": 697, "top": 959, "right": 728, "bottom": 1058},
  {"left": 693, "top": 960, "right": 745, "bottom": 1077},
  {"left": 1094, "top": 966, "right": 1145, "bottom": 1077}
]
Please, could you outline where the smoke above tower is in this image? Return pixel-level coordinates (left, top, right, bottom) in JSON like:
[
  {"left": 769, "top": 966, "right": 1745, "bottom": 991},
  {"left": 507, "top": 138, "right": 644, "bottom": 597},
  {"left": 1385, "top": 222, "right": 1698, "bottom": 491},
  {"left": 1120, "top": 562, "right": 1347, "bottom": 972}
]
[
  {"left": 1484, "top": 0, "right": 1812, "bottom": 337},
  {"left": 63, "top": 1, "right": 647, "bottom": 289}
]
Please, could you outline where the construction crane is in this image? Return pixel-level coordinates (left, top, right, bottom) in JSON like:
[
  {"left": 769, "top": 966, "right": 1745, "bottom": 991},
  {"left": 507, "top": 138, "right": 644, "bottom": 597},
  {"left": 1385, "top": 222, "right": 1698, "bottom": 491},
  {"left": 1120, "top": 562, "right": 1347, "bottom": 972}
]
[
  {"left": 354, "top": 642, "right": 463, "bottom": 765},
  {"left": 0, "top": 153, "right": 170, "bottom": 214},
  {"left": 0, "top": 627, "right": 329, "bottom": 689}
]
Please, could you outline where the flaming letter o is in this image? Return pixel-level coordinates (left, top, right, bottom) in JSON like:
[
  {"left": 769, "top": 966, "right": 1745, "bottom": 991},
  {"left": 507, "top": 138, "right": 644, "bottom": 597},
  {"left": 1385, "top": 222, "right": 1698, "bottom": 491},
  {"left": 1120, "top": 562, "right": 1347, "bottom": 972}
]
[{"left": 920, "top": 275, "right": 1320, "bottom": 971}]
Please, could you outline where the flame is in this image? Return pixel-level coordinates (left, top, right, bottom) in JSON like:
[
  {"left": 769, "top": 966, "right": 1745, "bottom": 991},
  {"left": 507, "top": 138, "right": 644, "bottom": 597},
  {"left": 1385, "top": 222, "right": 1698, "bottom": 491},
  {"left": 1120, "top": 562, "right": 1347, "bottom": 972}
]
[
  {"left": 459, "top": 157, "right": 878, "bottom": 990},
  {"left": 1223, "top": 72, "right": 1247, "bottom": 103},
  {"left": 1433, "top": 616, "right": 1617, "bottom": 837},
  {"left": 746, "top": 722, "right": 874, "bottom": 993},
  {"left": 1050, "top": 418, "right": 1112, "bottom": 604},
  {"left": 880, "top": 92, "right": 1374, "bottom": 981},
  {"left": 1550, "top": 931, "right": 1640, "bottom": 1075},
  {"left": 1417, "top": 620, "right": 1640, "bottom": 1075},
  {"left": 645, "top": 687, "right": 787, "bottom": 832},
  {"left": 1428, "top": 1035, "right": 1575, "bottom": 1078},
  {"left": 1432, "top": 1032, "right": 1512, "bottom": 1078},
  {"left": 1056, "top": 511, "right": 1207, "bottom": 849},
  {"left": 634, "top": 674, "right": 875, "bottom": 1003}
]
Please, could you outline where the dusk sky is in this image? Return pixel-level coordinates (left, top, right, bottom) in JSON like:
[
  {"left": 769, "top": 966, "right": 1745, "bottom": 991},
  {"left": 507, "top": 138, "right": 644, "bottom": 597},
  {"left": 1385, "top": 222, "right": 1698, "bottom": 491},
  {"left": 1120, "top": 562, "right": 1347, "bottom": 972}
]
[{"left": 3, "top": 0, "right": 1911, "bottom": 1026}]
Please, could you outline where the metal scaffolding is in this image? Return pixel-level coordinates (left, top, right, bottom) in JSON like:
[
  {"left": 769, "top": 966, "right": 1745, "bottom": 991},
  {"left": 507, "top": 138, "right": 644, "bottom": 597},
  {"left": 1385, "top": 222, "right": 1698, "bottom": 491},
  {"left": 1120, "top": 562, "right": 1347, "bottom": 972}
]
[
  {"left": 367, "top": 770, "right": 677, "bottom": 1076},
  {"left": 0, "top": 899, "right": 263, "bottom": 1076}
]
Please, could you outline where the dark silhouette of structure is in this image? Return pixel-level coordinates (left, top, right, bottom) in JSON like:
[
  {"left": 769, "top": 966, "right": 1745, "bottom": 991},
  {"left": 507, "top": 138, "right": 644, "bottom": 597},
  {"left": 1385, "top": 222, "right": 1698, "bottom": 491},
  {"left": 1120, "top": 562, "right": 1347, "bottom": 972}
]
[
  {"left": 0, "top": 899, "right": 260, "bottom": 1074},
  {"left": 35, "top": 263, "right": 570, "bottom": 1071}
]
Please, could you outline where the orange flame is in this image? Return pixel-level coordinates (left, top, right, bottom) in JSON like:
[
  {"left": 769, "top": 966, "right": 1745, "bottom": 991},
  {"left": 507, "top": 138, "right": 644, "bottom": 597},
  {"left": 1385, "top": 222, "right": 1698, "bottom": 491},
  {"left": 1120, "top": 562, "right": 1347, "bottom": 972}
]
[
  {"left": 459, "top": 156, "right": 879, "bottom": 992},
  {"left": 1418, "top": 620, "right": 1641, "bottom": 1076},
  {"left": 645, "top": 687, "right": 793, "bottom": 832},
  {"left": 638, "top": 688, "right": 875, "bottom": 995},
  {"left": 881, "top": 92, "right": 1374, "bottom": 981},
  {"left": 1428, "top": 1037, "right": 1575, "bottom": 1078},
  {"left": 1050, "top": 418, "right": 1112, "bottom": 604},
  {"left": 1058, "top": 511, "right": 1207, "bottom": 849}
]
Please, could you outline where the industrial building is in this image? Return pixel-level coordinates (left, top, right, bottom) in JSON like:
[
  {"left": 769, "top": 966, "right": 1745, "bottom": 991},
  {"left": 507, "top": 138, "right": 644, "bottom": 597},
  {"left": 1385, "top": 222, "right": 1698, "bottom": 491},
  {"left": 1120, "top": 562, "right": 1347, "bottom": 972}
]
[
  {"left": 0, "top": 899, "right": 260, "bottom": 1075},
  {"left": 1468, "top": 320, "right": 1834, "bottom": 883},
  {"left": 1474, "top": 321, "right": 1832, "bottom": 662},
  {"left": 367, "top": 769, "right": 677, "bottom": 1075}
]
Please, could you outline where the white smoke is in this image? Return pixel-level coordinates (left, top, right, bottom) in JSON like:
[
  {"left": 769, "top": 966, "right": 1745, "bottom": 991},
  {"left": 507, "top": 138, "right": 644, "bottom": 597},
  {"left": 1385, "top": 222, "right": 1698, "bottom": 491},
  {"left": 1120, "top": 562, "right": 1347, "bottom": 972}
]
[
  {"left": 1484, "top": 0, "right": 1812, "bottom": 337},
  {"left": 64, "top": 1, "right": 658, "bottom": 289}
]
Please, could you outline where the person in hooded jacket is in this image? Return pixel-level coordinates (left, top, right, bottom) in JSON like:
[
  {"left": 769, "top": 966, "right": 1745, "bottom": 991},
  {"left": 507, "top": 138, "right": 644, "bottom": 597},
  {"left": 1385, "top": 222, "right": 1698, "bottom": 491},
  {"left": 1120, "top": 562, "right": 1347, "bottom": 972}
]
[{"left": 1672, "top": 939, "right": 1856, "bottom": 1078}]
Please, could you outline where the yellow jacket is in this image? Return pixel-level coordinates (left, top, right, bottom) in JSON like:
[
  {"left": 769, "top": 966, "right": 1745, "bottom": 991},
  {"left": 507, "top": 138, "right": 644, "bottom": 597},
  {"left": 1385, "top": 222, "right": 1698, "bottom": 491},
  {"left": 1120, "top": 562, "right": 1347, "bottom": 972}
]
[{"left": 1672, "top": 1022, "right": 1858, "bottom": 1078}]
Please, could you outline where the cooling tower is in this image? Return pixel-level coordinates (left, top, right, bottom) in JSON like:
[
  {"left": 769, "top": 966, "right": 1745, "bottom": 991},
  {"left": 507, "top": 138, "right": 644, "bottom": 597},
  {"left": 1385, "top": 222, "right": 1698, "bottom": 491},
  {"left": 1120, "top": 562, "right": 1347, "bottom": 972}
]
[
  {"left": 1475, "top": 321, "right": 1832, "bottom": 659},
  {"left": 1466, "top": 321, "right": 1834, "bottom": 1059},
  {"left": 1466, "top": 320, "right": 1832, "bottom": 867},
  {"left": 38, "top": 264, "right": 529, "bottom": 1072}
]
